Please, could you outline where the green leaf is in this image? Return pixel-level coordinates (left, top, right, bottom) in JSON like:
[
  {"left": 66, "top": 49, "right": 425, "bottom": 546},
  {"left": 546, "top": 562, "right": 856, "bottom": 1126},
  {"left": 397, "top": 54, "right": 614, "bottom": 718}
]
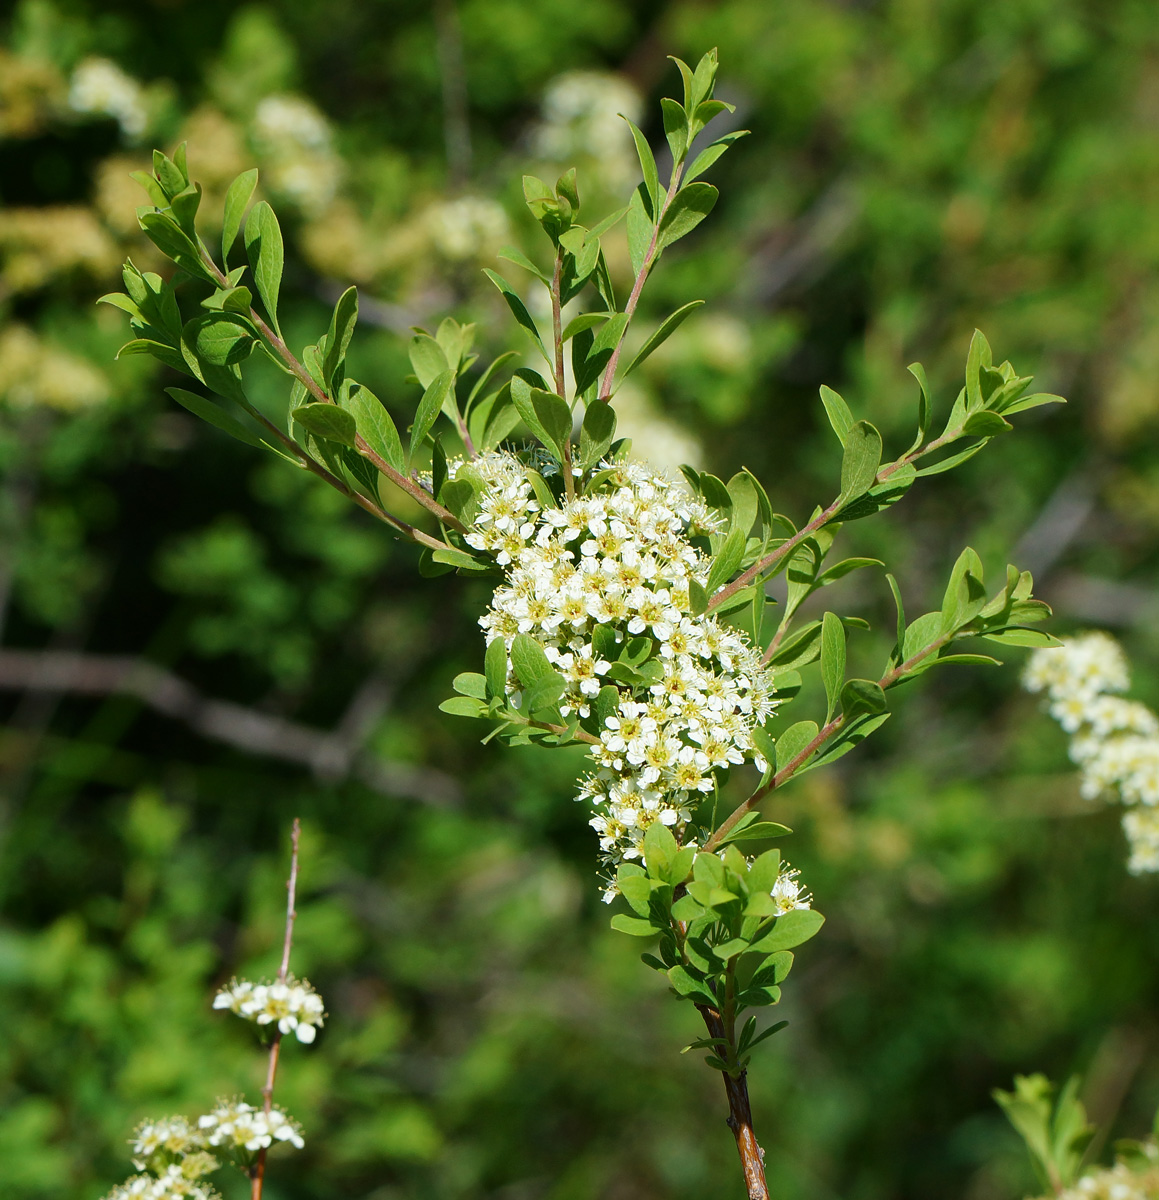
[
  {"left": 980, "top": 627, "right": 1062, "bottom": 648},
  {"left": 498, "top": 245, "right": 550, "bottom": 285},
  {"left": 1001, "top": 391, "right": 1066, "bottom": 416},
  {"left": 439, "top": 696, "right": 485, "bottom": 718},
  {"left": 510, "top": 633, "right": 553, "bottom": 688},
  {"left": 657, "top": 182, "right": 718, "bottom": 250},
  {"left": 344, "top": 383, "right": 404, "bottom": 474},
  {"left": 452, "top": 673, "right": 487, "bottom": 699},
  {"left": 292, "top": 403, "right": 357, "bottom": 447},
  {"left": 484, "top": 637, "right": 508, "bottom": 700},
  {"left": 482, "top": 269, "right": 549, "bottom": 363},
  {"left": 118, "top": 339, "right": 189, "bottom": 375},
  {"left": 152, "top": 149, "right": 186, "bottom": 197},
  {"left": 579, "top": 399, "right": 616, "bottom": 468},
  {"left": 574, "top": 313, "right": 629, "bottom": 395},
  {"left": 819, "top": 385, "right": 854, "bottom": 445},
  {"left": 408, "top": 334, "right": 450, "bottom": 389},
  {"left": 626, "top": 186, "right": 654, "bottom": 279},
  {"left": 561, "top": 312, "right": 612, "bottom": 342},
  {"left": 685, "top": 130, "right": 750, "bottom": 184},
  {"left": 165, "top": 387, "right": 263, "bottom": 448},
  {"left": 963, "top": 410, "right": 1013, "bottom": 436},
  {"left": 705, "top": 526, "right": 746, "bottom": 592},
  {"left": 841, "top": 679, "right": 887, "bottom": 719},
  {"left": 184, "top": 313, "right": 255, "bottom": 367},
  {"left": 749, "top": 908, "right": 825, "bottom": 954},
  {"left": 964, "top": 328, "right": 992, "bottom": 411},
  {"left": 201, "top": 285, "right": 253, "bottom": 313},
  {"left": 611, "top": 914, "right": 659, "bottom": 937},
  {"left": 322, "top": 286, "right": 358, "bottom": 391},
  {"left": 643, "top": 822, "right": 678, "bottom": 876},
  {"left": 902, "top": 612, "right": 942, "bottom": 663},
  {"left": 821, "top": 612, "right": 846, "bottom": 722},
  {"left": 721, "top": 821, "right": 793, "bottom": 844},
  {"left": 625, "top": 118, "right": 660, "bottom": 217},
  {"left": 222, "top": 168, "right": 258, "bottom": 264},
  {"left": 138, "top": 212, "right": 214, "bottom": 283},
  {"left": 409, "top": 369, "right": 455, "bottom": 466},
  {"left": 532, "top": 390, "right": 573, "bottom": 464},
  {"left": 839, "top": 420, "right": 883, "bottom": 503},
  {"left": 667, "top": 964, "right": 718, "bottom": 1005},
  {"left": 621, "top": 301, "right": 705, "bottom": 380},
  {"left": 886, "top": 572, "right": 906, "bottom": 655},
  {"left": 907, "top": 362, "right": 933, "bottom": 449},
  {"left": 661, "top": 96, "right": 689, "bottom": 162},
  {"left": 244, "top": 201, "right": 284, "bottom": 336},
  {"left": 774, "top": 721, "right": 819, "bottom": 774},
  {"left": 618, "top": 871, "right": 654, "bottom": 917},
  {"left": 914, "top": 441, "right": 988, "bottom": 477}
]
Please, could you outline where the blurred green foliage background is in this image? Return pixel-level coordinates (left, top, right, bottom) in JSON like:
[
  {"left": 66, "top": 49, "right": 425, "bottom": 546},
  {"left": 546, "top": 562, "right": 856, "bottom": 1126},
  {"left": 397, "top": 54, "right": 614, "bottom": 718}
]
[{"left": 3, "top": 1, "right": 1159, "bottom": 1197}]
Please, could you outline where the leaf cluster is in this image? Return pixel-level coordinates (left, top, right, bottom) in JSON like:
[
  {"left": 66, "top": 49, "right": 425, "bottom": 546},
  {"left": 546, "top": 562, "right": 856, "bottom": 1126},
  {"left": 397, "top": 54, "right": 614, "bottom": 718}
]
[{"left": 610, "top": 824, "right": 824, "bottom": 1074}]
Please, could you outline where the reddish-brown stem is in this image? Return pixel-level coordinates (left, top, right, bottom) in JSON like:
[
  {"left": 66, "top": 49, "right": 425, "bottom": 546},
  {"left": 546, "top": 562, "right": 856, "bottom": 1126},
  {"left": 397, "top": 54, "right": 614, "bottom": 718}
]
[
  {"left": 550, "top": 250, "right": 575, "bottom": 500},
  {"left": 597, "top": 163, "right": 685, "bottom": 403},
  {"left": 249, "top": 818, "right": 301, "bottom": 1200},
  {"left": 708, "top": 498, "right": 843, "bottom": 615},
  {"left": 704, "top": 633, "right": 953, "bottom": 853},
  {"left": 710, "top": 421, "right": 978, "bottom": 618},
  {"left": 198, "top": 247, "right": 467, "bottom": 536},
  {"left": 699, "top": 1005, "right": 768, "bottom": 1199}
]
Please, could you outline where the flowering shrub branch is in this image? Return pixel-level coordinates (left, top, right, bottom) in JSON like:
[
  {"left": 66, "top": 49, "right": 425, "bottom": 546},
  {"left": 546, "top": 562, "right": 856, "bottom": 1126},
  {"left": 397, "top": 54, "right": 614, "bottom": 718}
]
[
  {"left": 101, "top": 820, "right": 318, "bottom": 1200},
  {"left": 103, "top": 50, "right": 1066, "bottom": 1199}
]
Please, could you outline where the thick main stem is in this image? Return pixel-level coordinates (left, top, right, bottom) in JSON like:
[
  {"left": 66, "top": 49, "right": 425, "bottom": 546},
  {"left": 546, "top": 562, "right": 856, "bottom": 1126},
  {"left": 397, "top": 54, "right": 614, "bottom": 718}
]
[
  {"left": 250, "top": 818, "right": 301, "bottom": 1200},
  {"left": 699, "top": 1006, "right": 768, "bottom": 1200}
]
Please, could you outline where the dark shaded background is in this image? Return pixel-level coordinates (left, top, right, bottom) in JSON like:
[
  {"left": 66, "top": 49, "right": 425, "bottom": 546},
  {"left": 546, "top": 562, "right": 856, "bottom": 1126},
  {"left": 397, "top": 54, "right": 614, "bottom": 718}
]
[{"left": 3, "top": 1, "right": 1159, "bottom": 1197}]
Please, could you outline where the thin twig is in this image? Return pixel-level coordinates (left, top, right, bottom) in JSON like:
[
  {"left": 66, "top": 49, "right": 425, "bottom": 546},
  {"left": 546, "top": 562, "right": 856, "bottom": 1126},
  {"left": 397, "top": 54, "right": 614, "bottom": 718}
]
[
  {"left": 597, "top": 163, "right": 685, "bottom": 403},
  {"left": 198, "top": 246, "right": 467, "bottom": 536},
  {"left": 0, "top": 649, "right": 460, "bottom": 805},
  {"left": 250, "top": 820, "right": 300, "bottom": 1200},
  {"left": 703, "top": 633, "right": 953, "bottom": 852}
]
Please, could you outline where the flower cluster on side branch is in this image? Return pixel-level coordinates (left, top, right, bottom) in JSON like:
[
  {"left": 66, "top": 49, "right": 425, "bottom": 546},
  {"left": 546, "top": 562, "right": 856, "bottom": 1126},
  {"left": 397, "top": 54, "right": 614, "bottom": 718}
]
[{"left": 1024, "top": 631, "right": 1159, "bottom": 871}]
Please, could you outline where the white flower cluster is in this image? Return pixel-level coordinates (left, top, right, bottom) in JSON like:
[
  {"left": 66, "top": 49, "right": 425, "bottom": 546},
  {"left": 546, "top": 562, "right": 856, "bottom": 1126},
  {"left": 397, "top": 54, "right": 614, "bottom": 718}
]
[
  {"left": 251, "top": 94, "right": 339, "bottom": 214},
  {"left": 104, "top": 1166, "right": 220, "bottom": 1200},
  {"left": 104, "top": 1095, "right": 306, "bottom": 1200},
  {"left": 1024, "top": 632, "right": 1159, "bottom": 872},
  {"left": 198, "top": 1098, "right": 305, "bottom": 1152},
  {"left": 130, "top": 1117, "right": 205, "bottom": 1167},
  {"left": 68, "top": 58, "right": 147, "bottom": 139},
  {"left": 456, "top": 452, "right": 778, "bottom": 896},
  {"left": 532, "top": 70, "right": 644, "bottom": 191},
  {"left": 1054, "top": 1161, "right": 1159, "bottom": 1200},
  {"left": 212, "top": 974, "right": 325, "bottom": 1043}
]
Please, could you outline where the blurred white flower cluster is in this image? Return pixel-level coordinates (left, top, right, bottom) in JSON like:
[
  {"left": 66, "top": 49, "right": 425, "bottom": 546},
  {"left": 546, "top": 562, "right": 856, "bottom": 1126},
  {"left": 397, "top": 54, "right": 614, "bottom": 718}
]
[
  {"left": 1024, "top": 632, "right": 1159, "bottom": 872},
  {"left": 101, "top": 975, "right": 318, "bottom": 1199},
  {"left": 213, "top": 974, "right": 325, "bottom": 1043},
  {"left": 426, "top": 194, "right": 510, "bottom": 262},
  {"left": 251, "top": 94, "right": 339, "bottom": 214},
  {"left": 532, "top": 71, "right": 643, "bottom": 192},
  {"left": 68, "top": 57, "right": 147, "bottom": 139},
  {"left": 457, "top": 452, "right": 778, "bottom": 896},
  {"left": 103, "top": 1101, "right": 304, "bottom": 1199},
  {"left": 1053, "top": 1161, "right": 1159, "bottom": 1199},
  {"left": 105, "top": 1165, "right": 220, "bottom": 1200}
]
